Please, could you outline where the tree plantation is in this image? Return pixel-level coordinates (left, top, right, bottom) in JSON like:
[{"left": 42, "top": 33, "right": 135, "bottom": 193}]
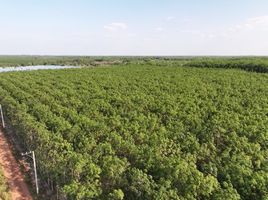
[{"left": 0, "top": 62, "right": 267, "bottom": 199}]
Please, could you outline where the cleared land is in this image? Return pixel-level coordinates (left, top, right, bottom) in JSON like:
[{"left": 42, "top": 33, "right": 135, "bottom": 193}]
[{"left": 0, "top": 131, "right": 32, "bottom": 200}]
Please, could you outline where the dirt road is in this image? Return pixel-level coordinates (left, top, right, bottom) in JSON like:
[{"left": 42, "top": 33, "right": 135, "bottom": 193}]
[{"left": 0, "top": 131, "right": 32, "bottom": 200}]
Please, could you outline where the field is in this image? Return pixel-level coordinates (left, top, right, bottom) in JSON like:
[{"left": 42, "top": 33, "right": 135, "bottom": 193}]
[{"left": 0, "top": 58, "right": 267, "bottom": 199}]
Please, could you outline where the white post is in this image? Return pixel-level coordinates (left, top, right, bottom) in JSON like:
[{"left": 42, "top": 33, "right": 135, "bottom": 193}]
[
  {"left": 0, "top": 105, "right": 5, "bottom": 128},
  {"left": 21, "top": 151, "right": 40, "bottom": 195},
  {"left": 32, "top": 151, "right": 39, "bottom": 194}
]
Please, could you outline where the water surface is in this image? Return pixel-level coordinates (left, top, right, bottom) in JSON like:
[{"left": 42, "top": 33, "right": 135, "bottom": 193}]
[{"left": 0, "top": 65, "right": 79, "bottom": 73}]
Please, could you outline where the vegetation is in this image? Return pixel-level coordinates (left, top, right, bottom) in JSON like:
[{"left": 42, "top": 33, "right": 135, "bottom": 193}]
[
  {"left": 0, "top": 56, "right": 126, "bottom": 67},
  {"left": 0, "top": 167, "right": 10, "bottom": 200},
  {"left": 0, "top": 59, "right": 267, "bottom": 199},
  {"left": 1, "top": 56, "right": 268, "bottom": 74},
  {"left": 185, "top": 57, "right": 268, "bottom": 73}
]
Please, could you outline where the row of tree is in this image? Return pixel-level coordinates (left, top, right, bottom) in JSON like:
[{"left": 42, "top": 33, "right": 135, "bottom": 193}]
[
  {"left": 184, "top": 57, "right": 268, "bottom": 73},
  {"left": 0, "top": 64, "right": 267, "bottom": 199}
]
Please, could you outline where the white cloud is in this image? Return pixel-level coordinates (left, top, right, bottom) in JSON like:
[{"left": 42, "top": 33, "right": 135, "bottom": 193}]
[
  {"left": 180, "top": 15, "right": 268, "bottom": 41},
  {"left": 229, "top": 15, "right": 268, "bottom": 32},
  {"left": 166, "top": 16, "right": 175, "bottom": 22},
  {"left": 181, "top": 17, "right": 192, "bottom": 23},
  {"left": 181, "top": 30, "right": 201, "bottom": 34},
  {"left": 127, "top": 33, "right": 137, "bottom": 37},
  {"left": 104, "top": 22, "right": 128, "bottom": 32},
  {"left": 155, "top": 27, "right": 164, "bottom": 32},
  {"left": 246, "top": 16, "right": 268, "bottom": 26},
  {"left": 181, "top": 30, "right": 208, "bottom": 38}
]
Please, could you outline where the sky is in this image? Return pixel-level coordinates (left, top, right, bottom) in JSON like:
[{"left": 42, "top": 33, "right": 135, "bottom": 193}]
[{"left": 0, "top": 0, "right": 268, "bottom": 56}]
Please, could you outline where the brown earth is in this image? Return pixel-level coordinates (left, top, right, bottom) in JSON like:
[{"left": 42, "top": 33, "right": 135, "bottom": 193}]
[{"left": 0, "top": 131, "right": 32, "bottom": 200}]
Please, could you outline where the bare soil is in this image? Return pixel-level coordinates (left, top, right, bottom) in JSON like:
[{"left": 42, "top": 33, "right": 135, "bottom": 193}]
[{"left": 0, "top": 131, "right": 32, "bottom": 200}]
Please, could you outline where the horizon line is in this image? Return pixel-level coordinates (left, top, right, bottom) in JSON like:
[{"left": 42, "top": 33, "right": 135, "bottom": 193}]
[{"left": 0, "top": 54, "right": 268, "bottom": 57}]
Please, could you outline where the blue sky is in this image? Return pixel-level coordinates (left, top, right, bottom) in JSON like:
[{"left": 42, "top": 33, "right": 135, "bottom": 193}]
[{"left": 1, "top": 0, "right": 268, "bottom": 55}]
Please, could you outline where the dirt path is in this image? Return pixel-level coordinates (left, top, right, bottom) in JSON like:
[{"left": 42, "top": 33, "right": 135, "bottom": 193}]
[{"left": 0, "top": 131, "right": 32, "bottom": 200}]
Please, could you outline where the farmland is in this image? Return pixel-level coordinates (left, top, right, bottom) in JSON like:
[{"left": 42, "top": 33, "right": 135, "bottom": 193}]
[{"left": 0, "top": 58, "right": 267, "bottom": 199}]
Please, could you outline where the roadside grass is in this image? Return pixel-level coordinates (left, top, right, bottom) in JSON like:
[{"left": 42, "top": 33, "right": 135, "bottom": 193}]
[{"left": 0, "top": 167, "right": 10, "bottom": 200}]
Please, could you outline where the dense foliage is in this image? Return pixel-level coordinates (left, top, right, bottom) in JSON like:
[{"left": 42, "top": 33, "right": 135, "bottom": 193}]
[
  {"left": 0, "top": 56, "right": 125, "bottom": 67},
  {"left": 185, "top": 57, "right": 268, "bottom": 73},
  {"left": 0, "top": 63, "right": 267, "bottom": 199},
  {"left": 0, "top": 167, "right": 10, "bottom": 200}
]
